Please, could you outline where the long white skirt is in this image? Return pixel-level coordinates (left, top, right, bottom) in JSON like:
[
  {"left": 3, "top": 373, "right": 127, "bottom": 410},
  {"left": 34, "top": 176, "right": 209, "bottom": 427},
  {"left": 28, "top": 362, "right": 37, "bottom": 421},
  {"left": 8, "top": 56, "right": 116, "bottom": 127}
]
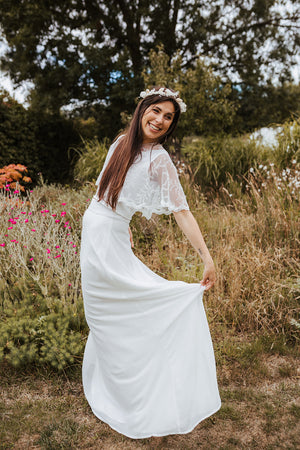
[{"left": 80, "top": 200, "right": 221, "bottom": 439}]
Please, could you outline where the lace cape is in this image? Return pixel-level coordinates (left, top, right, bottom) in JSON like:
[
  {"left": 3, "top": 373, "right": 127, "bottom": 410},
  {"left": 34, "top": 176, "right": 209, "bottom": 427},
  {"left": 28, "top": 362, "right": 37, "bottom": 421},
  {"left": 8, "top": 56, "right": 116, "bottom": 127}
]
[{"left": 95, "top": 137, "right": 189, "bottom": 220}]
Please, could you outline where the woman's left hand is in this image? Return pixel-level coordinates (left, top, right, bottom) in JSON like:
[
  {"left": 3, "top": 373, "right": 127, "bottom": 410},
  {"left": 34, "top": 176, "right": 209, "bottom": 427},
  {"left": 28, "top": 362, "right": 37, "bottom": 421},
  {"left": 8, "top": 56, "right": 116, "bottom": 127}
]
[
  {"left": 200, "top": 262, "right": 216, "bottom": 290},
  {"left": 128, "top": 227, "right": 134, "bottom": 248}
]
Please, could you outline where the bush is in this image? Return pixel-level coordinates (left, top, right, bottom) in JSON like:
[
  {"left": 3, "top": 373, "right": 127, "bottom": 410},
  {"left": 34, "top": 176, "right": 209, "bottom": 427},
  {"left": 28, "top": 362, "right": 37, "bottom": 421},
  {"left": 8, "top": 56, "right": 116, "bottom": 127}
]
[
  {"left": 0, "top": 292, "right": 86, "bottom": 370},
  {"left": 0, "top": 90, "right": 81, "bottom": 184},
  {"left": 72, "top": 138, "right": 110, "bottom": 183},
  {"left": 0, "top": 163, "right": 32, "bottom": 192},
  {"left": 0, "top": 91, "right": 40, "bottom": 176},
  {"left": 182, "top": 134, "right": 265, "bottom": 190}
]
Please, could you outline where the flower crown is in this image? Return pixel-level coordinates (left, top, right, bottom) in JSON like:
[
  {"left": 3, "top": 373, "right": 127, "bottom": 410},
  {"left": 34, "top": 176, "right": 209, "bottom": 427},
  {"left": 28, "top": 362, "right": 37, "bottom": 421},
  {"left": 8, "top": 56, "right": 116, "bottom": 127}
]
[{"left": 139, "top": 87, "right": 187, "bottom": 113}]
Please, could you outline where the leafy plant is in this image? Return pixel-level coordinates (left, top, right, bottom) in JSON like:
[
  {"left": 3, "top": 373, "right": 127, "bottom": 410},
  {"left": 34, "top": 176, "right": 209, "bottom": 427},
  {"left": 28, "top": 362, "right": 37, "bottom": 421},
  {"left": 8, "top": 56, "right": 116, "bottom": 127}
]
[
  {"left": 181, "top": 134, "right": 263, "bottom": 189},
  {"left": 0, "top": 163, "right": 32, "bottom": 192},
  {"left": 72, "top": 138, "right": 110, "bottom": 183}
]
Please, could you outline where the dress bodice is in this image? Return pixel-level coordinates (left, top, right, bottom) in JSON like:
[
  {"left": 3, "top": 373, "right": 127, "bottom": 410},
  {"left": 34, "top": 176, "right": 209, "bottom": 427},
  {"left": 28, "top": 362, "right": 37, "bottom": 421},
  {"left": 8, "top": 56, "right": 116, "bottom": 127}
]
[{"left": 93, "top": 137, "right": 189, "bottom": 220}]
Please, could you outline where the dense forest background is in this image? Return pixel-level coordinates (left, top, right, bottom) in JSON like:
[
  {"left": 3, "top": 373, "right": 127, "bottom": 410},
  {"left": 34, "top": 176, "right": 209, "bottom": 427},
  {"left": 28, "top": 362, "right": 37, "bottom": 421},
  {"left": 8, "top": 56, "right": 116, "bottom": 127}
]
[{"left": 0, "top": 0, "right": 299, "bottom": 182}]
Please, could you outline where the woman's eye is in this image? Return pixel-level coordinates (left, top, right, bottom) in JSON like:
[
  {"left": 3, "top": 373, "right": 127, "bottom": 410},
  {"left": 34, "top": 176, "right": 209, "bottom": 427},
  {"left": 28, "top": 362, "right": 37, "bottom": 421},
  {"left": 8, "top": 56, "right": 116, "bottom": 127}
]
[{"left": 153, "top": 108, "right": 159, "bottom": 113}]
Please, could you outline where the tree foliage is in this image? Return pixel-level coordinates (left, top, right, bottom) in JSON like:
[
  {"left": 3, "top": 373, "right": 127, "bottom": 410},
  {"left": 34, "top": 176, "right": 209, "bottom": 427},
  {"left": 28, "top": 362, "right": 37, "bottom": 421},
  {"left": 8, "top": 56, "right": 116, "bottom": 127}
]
[
  {"left": 143, "top": 47, "right": 237, "bottom": 139},
  {"left": 0, "top": 0, "right": 299, "bottom": 124},
  {"left": 0, "top": 90, "right": 40, "bottom": 173},
  {"left": 0, "top": 90, "right": 81, "bottom": 183}
]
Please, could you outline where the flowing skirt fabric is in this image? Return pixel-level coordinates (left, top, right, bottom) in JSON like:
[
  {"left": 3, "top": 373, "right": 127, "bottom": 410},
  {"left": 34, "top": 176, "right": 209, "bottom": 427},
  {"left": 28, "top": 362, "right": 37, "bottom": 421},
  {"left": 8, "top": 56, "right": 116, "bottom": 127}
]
[{"left": 81, "top": 200, "right": 221, "bottom": 439}]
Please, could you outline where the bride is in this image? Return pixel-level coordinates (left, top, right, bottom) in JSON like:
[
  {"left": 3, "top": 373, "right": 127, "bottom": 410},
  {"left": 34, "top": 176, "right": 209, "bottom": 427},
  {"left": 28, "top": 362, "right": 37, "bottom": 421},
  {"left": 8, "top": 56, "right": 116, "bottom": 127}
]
[{"left": 80, "top": 86, "right": 221, "bottom": 439}]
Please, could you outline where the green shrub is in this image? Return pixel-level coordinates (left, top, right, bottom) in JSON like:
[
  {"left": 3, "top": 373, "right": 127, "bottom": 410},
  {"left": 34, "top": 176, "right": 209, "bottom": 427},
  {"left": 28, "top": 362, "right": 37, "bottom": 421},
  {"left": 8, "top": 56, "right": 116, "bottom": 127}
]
[
  {"left": 0, "top": 292, "right": 87, "bottom": 370},
  {"left": 182, "top": 134, "right": 265, "bottom": 189},
  {"left": 0, "top": 90, "right": 81, "bottom": 184},
  {"left": 72, "top": 138, "right": 110, "bottom": 183},
  {"left": 0, "top": 90, "right": 40, "bottom": 176}
]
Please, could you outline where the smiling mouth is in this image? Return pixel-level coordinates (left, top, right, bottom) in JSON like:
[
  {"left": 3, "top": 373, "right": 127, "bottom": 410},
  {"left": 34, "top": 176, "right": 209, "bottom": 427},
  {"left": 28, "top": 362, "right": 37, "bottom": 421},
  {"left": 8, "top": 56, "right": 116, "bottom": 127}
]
[{"left": 149, "top": 122, "right": 161, "bottom": 132}]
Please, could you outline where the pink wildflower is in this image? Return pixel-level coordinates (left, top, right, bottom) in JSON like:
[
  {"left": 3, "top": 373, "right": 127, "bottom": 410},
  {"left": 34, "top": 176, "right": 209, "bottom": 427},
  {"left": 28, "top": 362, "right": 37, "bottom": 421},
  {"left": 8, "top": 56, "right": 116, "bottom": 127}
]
[
  {"left": 46, "top": 249, "right": 51, "bottom": 254},
  {"left": 29, "top": 257, "right": 34, "bottom": 261},
  {"left": 25, "top": 219, "right": 29, "bottom": 223},
  {"left": 54, "top": 254, "right": 61, "bottom": 258},
  {"left": 61, "top": 211, "right": 66, "bottom": 216},
  {"left": 52, "top": 214, "right": 56, "bottom": 217},
  {"left": 61, "top": 203, "right": 66, "bottom": 205},
  {"left": 7, "top": 227, "right": 13, "bottom": 230},
  {"left": 0, "top": 243, "right": 5, "bottom": 247},
  {"left": 55, "top": 245, "right": 60, "bottom": 249},
  {"left": 31, "top": 229, "right": 36, "bottom": 232},
  {"left": 55, "top": 219, "right": 60, "bottom": 223}
]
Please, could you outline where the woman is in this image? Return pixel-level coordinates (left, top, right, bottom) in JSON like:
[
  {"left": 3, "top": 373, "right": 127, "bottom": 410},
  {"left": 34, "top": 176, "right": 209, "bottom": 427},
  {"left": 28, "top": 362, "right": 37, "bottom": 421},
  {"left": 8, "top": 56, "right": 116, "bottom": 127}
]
[{"left": 80, "top": 87, "right": 221, "bottom": 439}]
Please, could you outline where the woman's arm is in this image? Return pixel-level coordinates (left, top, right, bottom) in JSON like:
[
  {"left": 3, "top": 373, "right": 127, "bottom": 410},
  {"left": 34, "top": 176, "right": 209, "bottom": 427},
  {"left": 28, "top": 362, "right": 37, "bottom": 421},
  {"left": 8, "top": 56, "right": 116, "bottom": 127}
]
[{"left": 173, "top": 210, "right": 216, "bottom": 290}]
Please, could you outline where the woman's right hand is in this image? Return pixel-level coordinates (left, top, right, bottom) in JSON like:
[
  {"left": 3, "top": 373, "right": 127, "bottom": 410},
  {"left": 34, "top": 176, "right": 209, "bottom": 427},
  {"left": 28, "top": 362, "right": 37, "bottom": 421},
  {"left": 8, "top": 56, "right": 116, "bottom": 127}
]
[{"left": 200, "top": 262, "right": 216, "bottom": 290}]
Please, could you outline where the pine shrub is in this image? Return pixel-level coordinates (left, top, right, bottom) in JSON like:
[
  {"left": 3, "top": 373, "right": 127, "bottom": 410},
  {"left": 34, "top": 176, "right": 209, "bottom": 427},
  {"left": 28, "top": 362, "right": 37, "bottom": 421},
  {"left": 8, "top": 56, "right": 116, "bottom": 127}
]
[{"left": 0, "top": 292, "right": 87, "bottom": 370}]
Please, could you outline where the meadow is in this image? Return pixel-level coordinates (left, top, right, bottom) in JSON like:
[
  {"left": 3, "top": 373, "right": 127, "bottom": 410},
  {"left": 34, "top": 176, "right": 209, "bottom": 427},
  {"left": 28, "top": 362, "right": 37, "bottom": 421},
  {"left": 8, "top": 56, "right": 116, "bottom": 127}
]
[{"left": 0, "top": 121, "right": 299, "bottom": 449}]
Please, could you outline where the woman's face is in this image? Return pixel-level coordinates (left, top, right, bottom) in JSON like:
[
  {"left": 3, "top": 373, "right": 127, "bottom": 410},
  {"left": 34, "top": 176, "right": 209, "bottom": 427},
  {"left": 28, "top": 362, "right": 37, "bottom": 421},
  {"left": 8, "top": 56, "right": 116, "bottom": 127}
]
[{"left": 141, "top": 101, "right": 175, "bottom": 144}]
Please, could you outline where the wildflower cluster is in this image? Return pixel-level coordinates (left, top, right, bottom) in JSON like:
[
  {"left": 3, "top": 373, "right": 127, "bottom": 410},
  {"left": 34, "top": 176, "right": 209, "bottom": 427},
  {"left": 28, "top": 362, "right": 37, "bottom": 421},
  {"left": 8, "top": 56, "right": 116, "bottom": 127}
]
[
  {"left": 0, "top": 190, "right": 82, "bottom": 303},
  {"left": 0, "top": 185, "right": 92, "bottom": 369},
  {"left": 247, "top": 160, "right": 299, "bottom": 199}
]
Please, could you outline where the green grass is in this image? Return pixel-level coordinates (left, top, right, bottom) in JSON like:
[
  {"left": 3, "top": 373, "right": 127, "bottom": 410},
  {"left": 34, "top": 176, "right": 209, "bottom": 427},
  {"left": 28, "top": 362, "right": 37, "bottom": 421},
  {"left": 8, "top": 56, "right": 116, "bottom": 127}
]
[{"left": 0, "top": 337, "right": 299, "bottom": 449}]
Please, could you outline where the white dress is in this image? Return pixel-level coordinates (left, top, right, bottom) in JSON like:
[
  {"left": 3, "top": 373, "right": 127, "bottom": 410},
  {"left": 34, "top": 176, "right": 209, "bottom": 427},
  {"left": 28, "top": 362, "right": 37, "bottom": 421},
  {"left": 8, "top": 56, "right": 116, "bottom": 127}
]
[{"left": 80, "top": 138, "right": 221, "bottom": 439}]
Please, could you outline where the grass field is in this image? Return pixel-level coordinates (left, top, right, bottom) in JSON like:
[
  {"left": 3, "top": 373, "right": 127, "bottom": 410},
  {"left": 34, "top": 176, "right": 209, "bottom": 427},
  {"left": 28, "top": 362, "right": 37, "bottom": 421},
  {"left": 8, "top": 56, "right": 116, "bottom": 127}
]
[
  {"left": 0, "top": 142, "right": 299, "bottom": 448},
  {"left": 1, "top": 337, "right": 299, "bottom": 449}
]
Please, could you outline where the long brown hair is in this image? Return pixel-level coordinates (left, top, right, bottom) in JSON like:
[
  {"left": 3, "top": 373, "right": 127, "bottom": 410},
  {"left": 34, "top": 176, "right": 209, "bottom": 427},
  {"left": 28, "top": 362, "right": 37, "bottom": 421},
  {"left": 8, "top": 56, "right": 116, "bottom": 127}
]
[{"left": 98, "top": 88, "right": 181, "bottom": 209}]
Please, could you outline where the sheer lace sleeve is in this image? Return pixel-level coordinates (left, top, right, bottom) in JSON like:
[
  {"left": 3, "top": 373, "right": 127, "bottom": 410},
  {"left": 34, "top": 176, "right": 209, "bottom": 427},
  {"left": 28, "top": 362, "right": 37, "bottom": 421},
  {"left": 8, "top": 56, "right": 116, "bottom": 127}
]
[{"left": 149, "top": 152, "right": 189, "bottom": 214}]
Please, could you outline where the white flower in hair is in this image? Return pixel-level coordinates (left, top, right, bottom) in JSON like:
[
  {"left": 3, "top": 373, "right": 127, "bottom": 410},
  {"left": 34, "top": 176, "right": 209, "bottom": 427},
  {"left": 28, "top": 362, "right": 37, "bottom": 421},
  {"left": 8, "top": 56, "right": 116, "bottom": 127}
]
[{"left": 139, "top": 87, "right": 187, "bottom": 113}]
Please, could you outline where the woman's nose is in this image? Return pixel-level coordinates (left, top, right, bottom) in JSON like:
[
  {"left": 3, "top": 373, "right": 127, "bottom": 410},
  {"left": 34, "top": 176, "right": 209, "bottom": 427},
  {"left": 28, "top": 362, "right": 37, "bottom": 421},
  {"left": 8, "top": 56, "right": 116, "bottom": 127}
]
[{"left": 154, "top": 114, "right": 163, "bottom": 124}]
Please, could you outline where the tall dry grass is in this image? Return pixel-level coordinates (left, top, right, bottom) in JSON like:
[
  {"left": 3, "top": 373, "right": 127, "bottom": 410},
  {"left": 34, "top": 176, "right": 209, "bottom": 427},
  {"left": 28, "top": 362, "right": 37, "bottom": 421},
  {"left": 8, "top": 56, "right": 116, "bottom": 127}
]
[
  {"left": 0, "top": 157, "right": 299, "bottom": 368},
  {"left": 132, "top": 169, "right": 299, "bottom": 341}
]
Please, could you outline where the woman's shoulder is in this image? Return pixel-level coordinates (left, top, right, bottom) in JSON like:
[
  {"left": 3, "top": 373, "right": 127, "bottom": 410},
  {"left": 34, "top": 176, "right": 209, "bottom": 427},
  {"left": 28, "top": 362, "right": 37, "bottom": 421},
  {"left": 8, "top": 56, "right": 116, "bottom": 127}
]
[{"left": 144, "top": 143, "right": 170, "bottom": 159}]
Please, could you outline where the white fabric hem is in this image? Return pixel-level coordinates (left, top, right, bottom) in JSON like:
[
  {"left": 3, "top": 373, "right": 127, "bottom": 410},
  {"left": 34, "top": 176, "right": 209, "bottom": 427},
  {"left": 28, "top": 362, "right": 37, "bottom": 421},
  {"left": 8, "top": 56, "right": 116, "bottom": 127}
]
[{"left": 91, "top": 401, "right": 222, "bottom": 440}]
